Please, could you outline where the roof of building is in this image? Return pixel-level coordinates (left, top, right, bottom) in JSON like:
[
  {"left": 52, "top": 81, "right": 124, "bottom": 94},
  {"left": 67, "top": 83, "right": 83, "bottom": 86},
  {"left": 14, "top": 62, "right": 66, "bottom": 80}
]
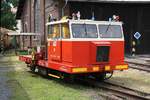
[
  {"left": 0, "top": 27, "right": 16, "bottom": 35},
  {"left": 0, "top": 27, "right": 40, "bottom": 36},
  {"left": 7, "top": 33, "right": 40, "bottom": 36},
  {"left": 16, "top": 0, "right": 150, "bottom": 19}
]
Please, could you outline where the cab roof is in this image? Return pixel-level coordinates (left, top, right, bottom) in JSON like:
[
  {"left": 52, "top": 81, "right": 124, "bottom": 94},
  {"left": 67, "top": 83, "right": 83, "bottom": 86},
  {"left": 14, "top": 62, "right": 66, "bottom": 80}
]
[{"left": 46, "top": 19, "right": 122, "bottom": 26}]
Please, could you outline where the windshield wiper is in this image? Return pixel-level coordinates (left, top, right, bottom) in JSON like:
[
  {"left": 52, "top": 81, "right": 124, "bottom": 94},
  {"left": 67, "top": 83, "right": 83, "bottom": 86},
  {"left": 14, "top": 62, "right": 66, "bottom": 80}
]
[
  {"left": 104, "top": 24, "right": 111, "bottom": 34},
  {"left": 84, "top": 23, "right": 87, "bottom": 38}
]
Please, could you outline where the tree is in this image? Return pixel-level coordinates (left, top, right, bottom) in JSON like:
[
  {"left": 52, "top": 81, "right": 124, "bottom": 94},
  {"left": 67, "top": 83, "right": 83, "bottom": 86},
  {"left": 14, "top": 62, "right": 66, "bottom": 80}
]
[{"left": 0, "top": 0, "right": 18, "bottom": 30}]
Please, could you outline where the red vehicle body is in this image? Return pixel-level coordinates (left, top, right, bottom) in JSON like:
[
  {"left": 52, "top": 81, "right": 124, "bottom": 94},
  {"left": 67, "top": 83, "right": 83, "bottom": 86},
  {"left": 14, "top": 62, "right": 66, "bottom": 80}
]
[{"left": 19, "top": 19, "right": 128, "bottom": 80}]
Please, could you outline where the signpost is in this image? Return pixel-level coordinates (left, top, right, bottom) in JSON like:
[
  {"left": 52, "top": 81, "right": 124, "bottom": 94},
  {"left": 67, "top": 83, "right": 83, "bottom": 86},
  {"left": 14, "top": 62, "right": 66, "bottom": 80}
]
[
  {"left": 132, "top": 32, "right": 141, "bottom": 56},
  {"left": 134, "top": 32, "right": 141, "bottom": 40}
]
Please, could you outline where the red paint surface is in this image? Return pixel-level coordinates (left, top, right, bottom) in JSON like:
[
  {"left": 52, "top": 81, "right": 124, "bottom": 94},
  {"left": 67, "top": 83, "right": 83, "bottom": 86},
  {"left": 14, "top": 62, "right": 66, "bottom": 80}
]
[
  {"left": 46, "top": 40, "right": 127, "bottom": 73},
  {"left": 19, "top": 40, "right": 128, "bottom": 74}
]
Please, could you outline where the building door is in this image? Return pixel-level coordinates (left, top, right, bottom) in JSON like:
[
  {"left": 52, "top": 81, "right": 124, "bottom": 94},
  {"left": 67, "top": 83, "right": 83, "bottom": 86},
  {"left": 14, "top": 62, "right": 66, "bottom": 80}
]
[
  {"left": 69, "top": 2, "right": 150, "bottom": 54},
  {"left": 137, "top": 6, "right": 150, "bottom": 54}
]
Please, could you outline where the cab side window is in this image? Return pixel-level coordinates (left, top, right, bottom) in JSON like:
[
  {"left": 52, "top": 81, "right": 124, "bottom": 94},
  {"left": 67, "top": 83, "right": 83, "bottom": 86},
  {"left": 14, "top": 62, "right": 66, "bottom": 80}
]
[
  {"left": 48, "top": 24, "right": 60, "bottom": 39},
  {"left": 48, "top": 25, "right": 53, "bottom": 38},
  {"left": 53, "top": 24, "right": 60, "bottom": 39},
  {"left": 61, "top": 24, "right": 70, "bottom": 39}
]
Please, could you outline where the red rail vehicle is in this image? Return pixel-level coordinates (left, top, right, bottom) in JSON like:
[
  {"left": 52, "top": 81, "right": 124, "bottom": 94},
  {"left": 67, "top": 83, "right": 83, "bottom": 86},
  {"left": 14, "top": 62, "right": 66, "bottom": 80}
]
[{"left": 19, "top": 18, "right": 128, "bottom": 81}]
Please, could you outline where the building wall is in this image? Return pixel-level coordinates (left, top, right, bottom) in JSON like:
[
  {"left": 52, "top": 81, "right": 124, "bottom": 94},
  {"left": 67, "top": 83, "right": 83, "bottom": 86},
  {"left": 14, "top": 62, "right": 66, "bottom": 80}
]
[
  {"left": 20, "top": 0, "right": 31, "bottom": 49},
  {"left": 45, "top": 0, "right": 59, "bottom": 21},
  {"left": 21, "top": 0, "right": 30, "bottom": 32},
  {"left": 19, "top": 1, "right": 150, "bottom": 53},
  {"left": 20, "top": 0, "right": 67, "bottom": 46},
  {"left": 44, "top": 0, "right": 70, "bottom": 37},
  {"left": 31, "top": 0, "right": 35, "bottom": 33}
]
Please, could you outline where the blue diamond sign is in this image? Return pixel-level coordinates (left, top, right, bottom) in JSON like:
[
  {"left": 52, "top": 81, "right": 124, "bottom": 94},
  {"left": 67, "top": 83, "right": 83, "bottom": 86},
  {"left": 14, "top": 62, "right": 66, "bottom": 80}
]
[{"left": 134, "top": 32, "right": 141, "bottom": 40}]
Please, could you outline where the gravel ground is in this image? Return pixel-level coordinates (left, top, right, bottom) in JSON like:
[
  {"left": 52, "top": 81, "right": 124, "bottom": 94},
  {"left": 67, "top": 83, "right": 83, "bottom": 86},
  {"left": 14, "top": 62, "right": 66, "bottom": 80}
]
[
  {"left": 125, "top": 54, "right": 150, "bottom": 65},
  {"left": 0, "top": 65, "right": 13, "bottom": 100},
  {"left": 109, "top": 69, "right": 150, "bottom": 93}
]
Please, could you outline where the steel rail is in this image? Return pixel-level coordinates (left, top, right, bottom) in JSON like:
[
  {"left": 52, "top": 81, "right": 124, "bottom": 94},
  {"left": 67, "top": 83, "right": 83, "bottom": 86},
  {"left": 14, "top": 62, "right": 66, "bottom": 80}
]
[
  {"left": 129, "top": 64, "right": 150, "bottom": 72},
  {"left": 103, "top": 81, "right": 150, "bottom": 99},
  {"left": 126, "top": 60, "right": 150, "bottom": 72},
  {"left": 126, "top": 61, "right": 150, "bottom": 67},
  {"left": 78, "top": 78, "right": 150, "bottom": 100}
]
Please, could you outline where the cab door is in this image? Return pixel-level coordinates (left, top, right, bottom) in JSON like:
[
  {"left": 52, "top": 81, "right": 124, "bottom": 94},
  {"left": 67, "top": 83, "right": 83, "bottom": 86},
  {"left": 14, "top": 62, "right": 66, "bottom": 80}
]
[{"left": 50, "top": 24, "right": 62, "bottom": 62}]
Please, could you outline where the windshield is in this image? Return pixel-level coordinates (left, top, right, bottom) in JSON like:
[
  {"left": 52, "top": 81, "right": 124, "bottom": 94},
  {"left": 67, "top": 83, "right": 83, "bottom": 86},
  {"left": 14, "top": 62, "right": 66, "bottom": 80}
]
[
  {"left": 71, "top": 24, "right": 98, "bottom": 38},
  {"left": 98, "top": 25, "right": 122, "bottom": 38}
]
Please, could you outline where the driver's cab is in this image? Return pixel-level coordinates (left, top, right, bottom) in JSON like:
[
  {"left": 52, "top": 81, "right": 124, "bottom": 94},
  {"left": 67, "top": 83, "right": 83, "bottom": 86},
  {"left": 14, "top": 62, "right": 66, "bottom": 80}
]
[
  {"left": 46, "top": 19, "right": 124, "bottom": 65},
  {"left": 70, "top": 20, "right": 123, "bottom": 40},
  {"left": 47, "top": 19, "right": 123, "bottom": 40}
]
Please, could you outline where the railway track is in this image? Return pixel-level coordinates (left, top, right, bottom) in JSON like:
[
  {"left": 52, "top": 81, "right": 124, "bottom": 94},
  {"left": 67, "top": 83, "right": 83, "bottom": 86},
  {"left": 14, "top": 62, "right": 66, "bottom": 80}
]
[
  {"left": 79, "top": 78, "right": 150, "bottom": 100},
  {"left": 127, "top": 61, "right": 150, "bottom": 72}
]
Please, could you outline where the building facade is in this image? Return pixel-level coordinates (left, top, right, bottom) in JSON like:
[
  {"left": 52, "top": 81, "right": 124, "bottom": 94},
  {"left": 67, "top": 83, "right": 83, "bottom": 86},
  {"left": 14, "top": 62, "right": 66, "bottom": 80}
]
[{"left": 16, "top": 0, "right": 150, "bottom": 54}]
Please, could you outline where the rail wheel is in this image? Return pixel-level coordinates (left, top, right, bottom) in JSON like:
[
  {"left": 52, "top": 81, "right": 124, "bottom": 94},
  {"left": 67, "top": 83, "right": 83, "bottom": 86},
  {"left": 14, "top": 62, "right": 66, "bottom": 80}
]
[
  {"left": 93, "top": 71, "right": 113, "bottom": 81},
  {"left": 93, "top": 73, "right": 106, "bottom": 81},
  {"left": 29, "top": 60, "right": 37, "bottom": 72},
  {"left": 37, "top": 66, "right": 48, "bottom": 77},
  {"left": 30, "top": 66, "right": 36, "bottom": 72},
  {"left": 104, "top": 72, "right": 113, "bottom": 80},
  {"left": 63, "top": 74, "right": 75, "bottom": 83}
]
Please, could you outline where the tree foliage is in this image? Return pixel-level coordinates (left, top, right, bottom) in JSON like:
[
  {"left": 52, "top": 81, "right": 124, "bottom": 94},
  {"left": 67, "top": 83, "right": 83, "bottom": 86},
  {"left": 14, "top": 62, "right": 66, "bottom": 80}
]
[{"left": 0, "top": 0, "right": 19, "bottom": 30}]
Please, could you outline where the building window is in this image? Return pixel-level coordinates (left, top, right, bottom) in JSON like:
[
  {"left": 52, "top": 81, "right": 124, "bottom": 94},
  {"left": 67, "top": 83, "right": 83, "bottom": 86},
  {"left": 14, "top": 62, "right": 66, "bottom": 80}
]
[{"left": 34, "top": 0, "right": 41, "bottom": 33}]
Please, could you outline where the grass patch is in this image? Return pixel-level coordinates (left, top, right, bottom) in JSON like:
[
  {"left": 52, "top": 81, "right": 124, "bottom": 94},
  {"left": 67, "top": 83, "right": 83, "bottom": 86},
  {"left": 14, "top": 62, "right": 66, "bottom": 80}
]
[
  {"left": 7, "top": 79, "right": 30, "bottom": 100},
  {"left": 7, "top": 70, "right": 90, "bottom": 100},
  {"left": 2, "top": 56, "right": 94, "bottom": 100}
]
